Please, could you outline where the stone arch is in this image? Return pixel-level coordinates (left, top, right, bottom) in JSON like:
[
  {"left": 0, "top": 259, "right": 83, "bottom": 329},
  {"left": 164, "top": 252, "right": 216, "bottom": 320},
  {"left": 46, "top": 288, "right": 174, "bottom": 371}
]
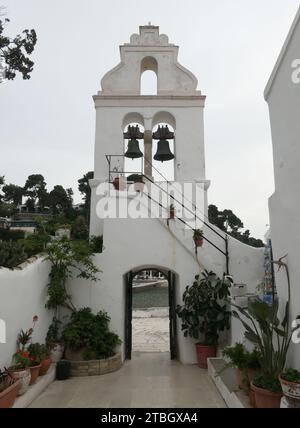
[
  {"left": 152, "top": 111, "right": 176, "bottom": 130},
  {"left": 140, "top": 57, "right": 158, "bottom": 95},
  {"left": 122, "top": 112, "right": 144, "bottom": 131}
]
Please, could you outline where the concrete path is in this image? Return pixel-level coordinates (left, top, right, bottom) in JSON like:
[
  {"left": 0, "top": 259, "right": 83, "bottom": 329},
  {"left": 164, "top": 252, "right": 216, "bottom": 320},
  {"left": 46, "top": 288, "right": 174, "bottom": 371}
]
[
  {"left": 132, "top": 307, "right": 170, "bottom": 353},
  {"left": 29, "top": 353, "right": 226, "bottom": 408}
]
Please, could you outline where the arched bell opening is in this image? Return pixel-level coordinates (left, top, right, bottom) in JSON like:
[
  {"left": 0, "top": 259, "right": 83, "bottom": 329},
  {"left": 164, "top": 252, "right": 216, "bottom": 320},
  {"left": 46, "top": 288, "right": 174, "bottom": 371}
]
[
  {"left": 123, "top": 121, "right": 145, "bottom": 179},
  {"left": 151, "top": 122, "right": 175, "bottom": 183},
  {"left": 140, "top": 56, "right": 158, "bottom": 95}
]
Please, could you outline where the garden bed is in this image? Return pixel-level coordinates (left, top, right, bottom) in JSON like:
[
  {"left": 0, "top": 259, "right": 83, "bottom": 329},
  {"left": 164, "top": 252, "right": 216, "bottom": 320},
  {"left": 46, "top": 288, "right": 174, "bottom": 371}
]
[{"left": 69, "top": 353, "right": 122, "bottom": 377}]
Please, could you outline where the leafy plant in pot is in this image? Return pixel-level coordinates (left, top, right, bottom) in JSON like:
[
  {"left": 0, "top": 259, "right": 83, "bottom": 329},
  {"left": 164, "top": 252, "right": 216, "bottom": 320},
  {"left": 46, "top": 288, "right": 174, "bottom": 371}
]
[
  {"left": 46, "top": 317, "right": 64, "bottom": 363},
  {"left": 232, "top": 256, "right": 300, "bottom": 408},
  {"left": 62, "top": 308, "right": 121, "bottom": 361},
  {"left": 169, "top": 203, "right": 175, "bottom": 219},
  {"left": 222, "top": 343, "right": 261, "bottom": 404},
  {"left": 112, "top": 175, "right": 126, "bottom": 191},
  {"left": 28, "top": 343, "right": 51, "bottom": 377},
  {"left": 8, "top": 351, "right": 31, "bottom": 396},
  {"left": 127, "top": 174, "right": 145, "bottom": 193},
  {"left": 0, "top": 370, "right": 20, "bottom": 408},
  {"left": 193, "top": 229, "right": 204, "bottom": 247},
  {"left": 279, "top": 369, "right": 300, "bottom": 403},
  {"left": 176, "top": 271, "right": 231, "bottom": 368}
]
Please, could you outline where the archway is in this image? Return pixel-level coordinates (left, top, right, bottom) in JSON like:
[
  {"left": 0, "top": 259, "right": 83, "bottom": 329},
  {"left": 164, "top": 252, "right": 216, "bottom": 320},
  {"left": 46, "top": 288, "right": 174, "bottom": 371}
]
[
  {"left": 123, "top": 114, "right": 145, "bottom": 179},
  {"left": 124, "top": 267, "right": 177, "bottom": 360},
  {"left": 140, "top": 56, "right": 158, "bottom": 95}
]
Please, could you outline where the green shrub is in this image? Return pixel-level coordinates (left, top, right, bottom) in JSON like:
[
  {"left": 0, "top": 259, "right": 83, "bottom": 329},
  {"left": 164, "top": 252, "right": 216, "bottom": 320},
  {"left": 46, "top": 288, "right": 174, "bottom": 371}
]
[
  {"left": 281, "top": 368, "right": 300, "bottom": 383},
  {"left": 0, "top": 228, "right": 25, "bottom": 241},
  {"left": 0, "top": 241, "right": 27, "bottom": 268},
  {"left": 90, "top": 235, "right": 103, "bottom": 253},
  {"left": 62, "top": 308, "right": 121, "bottom": 360},
  {"left": 253, "top": 373, "right": 282, "bottom": 393},
  {"left": 21, "top": 233, "right": 51, "bottom": 257}
]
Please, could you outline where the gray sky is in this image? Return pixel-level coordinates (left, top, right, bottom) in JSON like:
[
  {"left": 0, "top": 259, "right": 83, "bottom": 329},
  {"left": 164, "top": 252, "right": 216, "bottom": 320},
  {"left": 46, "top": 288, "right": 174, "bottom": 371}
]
[{"left": 0, "top": 0, "right": 299, "bottom": 238}]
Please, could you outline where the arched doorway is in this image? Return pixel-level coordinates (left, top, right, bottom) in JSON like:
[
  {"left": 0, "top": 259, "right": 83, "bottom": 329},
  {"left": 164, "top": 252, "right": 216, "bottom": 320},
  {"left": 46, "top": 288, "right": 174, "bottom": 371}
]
[{"left": 125, "top": 268, "right": 178, "bottom": 360}]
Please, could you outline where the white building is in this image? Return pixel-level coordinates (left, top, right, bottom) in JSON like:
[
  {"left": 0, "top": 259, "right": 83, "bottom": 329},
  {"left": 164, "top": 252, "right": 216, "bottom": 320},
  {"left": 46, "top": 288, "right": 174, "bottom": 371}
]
[
  {"left": 265, "top": 6, "right": 300, "bottom": 367},
  {"left": 79, "top": 25, "right": 265, "bottom": 364}
]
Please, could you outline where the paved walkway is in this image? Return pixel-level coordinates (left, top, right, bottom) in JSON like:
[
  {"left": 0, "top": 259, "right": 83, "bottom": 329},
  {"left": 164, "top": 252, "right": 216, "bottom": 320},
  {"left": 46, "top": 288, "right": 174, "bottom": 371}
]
[
  {"left": 29, "top": 353, "right": 226, "bottom": 408},
  {"left": 132, "top": 308, "right": 170, "bottom": 353}
]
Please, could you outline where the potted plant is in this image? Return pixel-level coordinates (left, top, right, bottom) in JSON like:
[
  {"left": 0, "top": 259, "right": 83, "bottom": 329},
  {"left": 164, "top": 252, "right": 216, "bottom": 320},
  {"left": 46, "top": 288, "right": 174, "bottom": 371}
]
[
  {"left": 0, "top": 370, "right": 20, "bottom": 408},
  {"left": 127, "top": 174, "right": 145, "bottom": 193},
  {"left": 28, "top": 343, "right": 51, "bottom": 377},
  {"left": 279, "top": 369, "right": 300, "bottom": 402},
  {"left": 222, "top": 343, "right": 261, "bottom": 400},
  {"left": 176, "top": 271, "right": 231, "bottom": 368},
  {"left": 62, "top": 308, "right": 121, "bottom": 361},
  {"left": 193, "top": 229, "right": 204, "bottom": 247},
  {"left": 46, "top": 317, "right": 64, "bottom": 363},
  {"left": 169, "top": 204, "right": 175, "bottom": 219},
  {"left": 8, "top": 351, "right": 31, "bottom": 396},
  {"left": 112, "top": 175, "right": 126, "bottom": 191},
  {"left": 28, "top": 358, "right": 41, "bottom": 386},
  {"left": 232, "top": 257, "right": 300, "bottom": 407}
]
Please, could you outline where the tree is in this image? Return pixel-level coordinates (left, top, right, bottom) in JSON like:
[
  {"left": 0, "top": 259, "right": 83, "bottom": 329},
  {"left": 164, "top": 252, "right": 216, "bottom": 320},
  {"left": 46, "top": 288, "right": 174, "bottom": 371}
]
[
  {"left": 49, "top": 185, "right": 73, "bottom": 215},
  {"left": 0, "top": 175, "right": 4, "bottom": 202},
  {"left": 0, "top": 13, "right": 37, "bottom": 81},
  {"left": 2, "top": 183, "right": 24, "bottom": 205},
  {"left": 24, "top": 174, "right": 48, "bottom": 209},
  {"left": 78, "top": 171, "right": 93, "bottom": 221},
  {"left": 208, "top": 204, "right": 264, "bottom": 248}
]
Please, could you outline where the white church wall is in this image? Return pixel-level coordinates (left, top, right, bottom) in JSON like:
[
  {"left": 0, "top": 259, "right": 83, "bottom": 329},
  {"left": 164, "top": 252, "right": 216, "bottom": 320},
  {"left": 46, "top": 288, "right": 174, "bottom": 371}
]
[
  {"left": 0, "top": 257, "right": 52, "bottom": 368},
  {"left": 265, "top": 7, "right": 300, "bottom": 368}
]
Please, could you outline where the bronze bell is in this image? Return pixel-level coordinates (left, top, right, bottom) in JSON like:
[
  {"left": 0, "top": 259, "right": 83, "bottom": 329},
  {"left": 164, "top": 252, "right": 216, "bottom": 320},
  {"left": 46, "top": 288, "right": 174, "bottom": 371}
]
[
  {"left": 124, "top": 139, "right": 143, "bottom": 159},
  {"left": 153, "top": 139, "right": 175, "bottom": 162}
]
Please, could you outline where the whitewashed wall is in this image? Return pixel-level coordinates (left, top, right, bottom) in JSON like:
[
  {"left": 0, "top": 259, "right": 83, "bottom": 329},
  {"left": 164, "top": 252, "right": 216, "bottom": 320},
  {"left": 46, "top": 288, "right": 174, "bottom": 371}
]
[
  {"left": 265, "top": 7, "right": 300, "bottom": 368},
  {"left": 0, "top": 257, "right": 53, "bottom": 369}
]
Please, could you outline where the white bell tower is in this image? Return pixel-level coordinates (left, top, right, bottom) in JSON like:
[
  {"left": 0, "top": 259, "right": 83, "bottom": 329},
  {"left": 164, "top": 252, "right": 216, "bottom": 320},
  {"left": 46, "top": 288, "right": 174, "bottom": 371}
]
[{"left": 89, "top": 25, "right": 210, "bottom": 236}]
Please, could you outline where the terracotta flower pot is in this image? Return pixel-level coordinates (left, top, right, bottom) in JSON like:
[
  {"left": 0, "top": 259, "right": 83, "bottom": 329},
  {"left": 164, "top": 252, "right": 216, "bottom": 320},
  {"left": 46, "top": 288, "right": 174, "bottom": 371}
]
[
  {"left": 236, "top": 368, "right": 249, "bottom": 393},
  {"left": 8, "top": 369, "right": 31, "bottom": 396},
  {"left": 195, "top": 343, "right": 217, "bottom": 369},
  {"left": 113, "top": 177, "right": 126, "bottom": 191},
  {"left": 29, "top": 364, "right": 41, "bottom": 385},
  {"left": 279, "top": 374, "right": 300, "bottom": 401},
  {"left": 134, "top": 182, "right": 145, "bottom": 192},
  {"left": 0, "top": 379, "right": 20, "bottom": 408},
  {"left": 194, "top": 238, "right": 204, "bottom": 248},
  {"left": 251, "top": 382, "right": 282, "bottom": 408},
  {"left": 39, "top": 358, "right": 51, "bottom": 376},
  {"left": 249, "top": 386, "right": 256, "bottom": 408}
]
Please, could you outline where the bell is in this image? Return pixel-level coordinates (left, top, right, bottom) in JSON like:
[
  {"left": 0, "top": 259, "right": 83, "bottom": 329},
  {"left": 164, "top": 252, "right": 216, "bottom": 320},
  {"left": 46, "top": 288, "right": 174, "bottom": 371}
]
[
  {"left": 154, "top": 139, "right": 174, "bottom": 162},
  {"left": 124, "top": 139, "right": 143, "bottom": 159}
]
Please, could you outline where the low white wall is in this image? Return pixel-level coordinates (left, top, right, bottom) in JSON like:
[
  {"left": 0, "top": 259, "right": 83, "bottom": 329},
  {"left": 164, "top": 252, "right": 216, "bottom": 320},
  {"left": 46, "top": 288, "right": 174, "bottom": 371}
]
[{"left": 0, "top": 257, "right": 53, "bottom": 369}]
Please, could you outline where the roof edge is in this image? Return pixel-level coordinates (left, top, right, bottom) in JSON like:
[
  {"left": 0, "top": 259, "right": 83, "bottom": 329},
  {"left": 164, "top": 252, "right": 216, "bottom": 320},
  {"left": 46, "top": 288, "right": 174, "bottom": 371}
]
[{"left": 264, "top": 5, "right": 300, "bottom": 101}]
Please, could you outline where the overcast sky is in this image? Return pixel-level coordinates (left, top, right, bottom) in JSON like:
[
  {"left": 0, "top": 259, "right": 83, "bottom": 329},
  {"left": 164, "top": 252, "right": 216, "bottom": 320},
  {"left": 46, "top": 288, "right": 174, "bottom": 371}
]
[{"left": 0, "top": 0, "right": 299, "bottom": 238}]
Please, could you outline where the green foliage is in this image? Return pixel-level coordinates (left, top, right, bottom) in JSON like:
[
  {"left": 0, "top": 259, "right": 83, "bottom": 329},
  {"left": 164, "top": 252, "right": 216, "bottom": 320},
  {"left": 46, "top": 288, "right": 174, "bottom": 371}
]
[
  {"left": 2, "top": 184, "right": 24, "bottom": 205},
  {"left": 232, "top": 259, "right": 300, "bottom": 387},
  {"left": 78, "top": 171, "right": 93, "bottom": 221},
  {"left": 176, "top": 271, "right": 231, "bottom": 346},
  {"left": 45, "top": 238, "right": 100, "bottom": 311},
  {"left": 0, "top": 228, "right": 25, "bottom": 241},
  {"left": 127, "top": 174, "right": 144, "bottom": 183},
  {"left": 21, "top": 232, "right": 51, "bottom": 257},
  {"left": 62, "top": 308, "right": 121, "bottom": 360},
  {"left": 72, "top": 215, "right": 88, "bottom": 240},
  {"left": 0, "top": 240, "right": 27, "bottom": 268},
  {"left": 0, "top": 17, "right": 37, "bottom": 81},
  {"left": 28, "top": 343, "right": 49, "bottom": 364},
  {"left": 89, "top": 235, "right": 103, "bottom": 253},
  {"left": 253, "top": 373, "right": 282, "bottom": 393},
  {"left": 222, "top": 343, "right": 261, "bottom": 371},
  {"left": 208, "top": 204, "right": 264, "bottom": 248},
  {"left": 46, "top": 317, "right": 63, "bottom": 346},
  {"left": 281, "top": 369, "right": 300, "bottom": 383},
  {"left": 48, "top": 185, "right": 73, "bottom": 214},
  {"left": 193, "top": 229, "right": 203, "bottom": 240}
]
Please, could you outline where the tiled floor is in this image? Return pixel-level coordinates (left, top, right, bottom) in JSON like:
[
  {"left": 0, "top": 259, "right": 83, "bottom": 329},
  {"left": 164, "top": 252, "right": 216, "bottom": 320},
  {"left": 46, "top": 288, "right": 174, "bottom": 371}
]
[{"left": 29, "top": 353, "right": 226, "bottom": 408}]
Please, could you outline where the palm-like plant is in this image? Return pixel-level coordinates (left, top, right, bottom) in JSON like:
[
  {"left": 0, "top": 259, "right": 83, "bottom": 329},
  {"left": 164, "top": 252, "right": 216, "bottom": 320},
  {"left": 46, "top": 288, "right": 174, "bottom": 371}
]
[{"left": 232, "top": 256, "right": 300, "bottom": 382}]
